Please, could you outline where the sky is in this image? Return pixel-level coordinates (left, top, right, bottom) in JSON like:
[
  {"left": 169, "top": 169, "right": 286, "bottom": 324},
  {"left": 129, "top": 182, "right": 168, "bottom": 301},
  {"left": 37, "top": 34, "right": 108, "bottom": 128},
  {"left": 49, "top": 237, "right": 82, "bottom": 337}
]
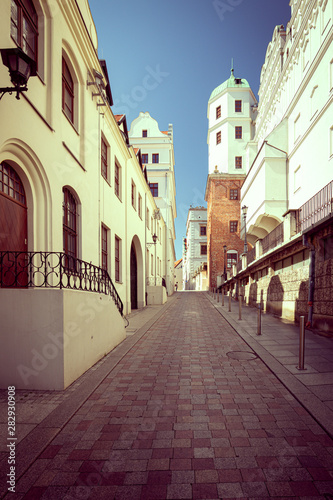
[{"left": 89, "top": 0, "right": 292, "bottom": 260}]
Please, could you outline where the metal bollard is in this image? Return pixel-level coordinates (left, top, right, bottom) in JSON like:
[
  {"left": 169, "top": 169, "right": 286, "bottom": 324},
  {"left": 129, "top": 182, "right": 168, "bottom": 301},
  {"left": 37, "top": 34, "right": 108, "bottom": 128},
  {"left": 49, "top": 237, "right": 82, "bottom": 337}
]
[
  {"left": 228, "top": 293, "right": 231, "bottom": 312},
  {"left": 222, "top": 289, "right": 224, "bottom": 306},
  {"left": 239, "top": 295, "right": 242, "bottom": 320},
  {"left": 214, "top": 288, "right": 216, "bottom": 300},
  {"left": 297, "top": 316, "right": 306, "bottom": 370},
  {"left": 217, "top": 289, "right": 219, "bottom": 303},
  {"left": 257, "top": 303, "right": 261, "bottom": 335}
]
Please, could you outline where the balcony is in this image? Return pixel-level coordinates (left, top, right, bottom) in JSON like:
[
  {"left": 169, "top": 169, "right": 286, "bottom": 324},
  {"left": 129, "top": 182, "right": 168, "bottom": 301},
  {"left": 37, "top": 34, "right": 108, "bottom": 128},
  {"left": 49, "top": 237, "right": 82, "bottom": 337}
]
[
  {"left": 241, "top": 140, "right": 288, "bottom": 245},
  {"left": 297, "top": 180, "right": 333, "bottom": 233}
]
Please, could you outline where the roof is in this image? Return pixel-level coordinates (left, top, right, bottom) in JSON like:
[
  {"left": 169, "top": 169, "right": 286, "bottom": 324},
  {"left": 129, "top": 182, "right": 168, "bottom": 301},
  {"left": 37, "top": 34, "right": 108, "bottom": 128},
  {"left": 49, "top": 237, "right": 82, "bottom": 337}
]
[
  {"left": 209, "top": 69, "right": 250, "bottom": 102},
  {"left": 174, "top": 258, "right": 182, "bottom": 268},
  {"left": 162, "top": 131, "right": 169, "bottom": 135}
]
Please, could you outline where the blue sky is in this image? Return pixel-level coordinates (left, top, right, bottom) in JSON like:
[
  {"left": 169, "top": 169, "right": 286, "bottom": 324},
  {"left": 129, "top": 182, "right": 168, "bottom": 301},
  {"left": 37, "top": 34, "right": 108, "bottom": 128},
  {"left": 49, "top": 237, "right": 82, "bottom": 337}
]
[{"left": 89, "top": 0, "right": 292, "bottom": 260}]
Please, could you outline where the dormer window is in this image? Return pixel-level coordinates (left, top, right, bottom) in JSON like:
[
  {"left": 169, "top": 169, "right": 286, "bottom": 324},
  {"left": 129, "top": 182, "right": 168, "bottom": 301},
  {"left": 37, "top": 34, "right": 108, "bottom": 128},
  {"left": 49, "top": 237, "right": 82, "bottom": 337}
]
[
  {"left": 142, "top": 130, "right": 147, "bottom": 137},
  {"left": 235, "top": 78, "right": 242, "bottom": 85}
]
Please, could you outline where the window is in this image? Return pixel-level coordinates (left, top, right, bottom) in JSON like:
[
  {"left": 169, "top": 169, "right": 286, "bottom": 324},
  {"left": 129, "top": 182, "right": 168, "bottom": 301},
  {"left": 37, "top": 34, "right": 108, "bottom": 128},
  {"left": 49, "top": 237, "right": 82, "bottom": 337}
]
[
  {"left": 0, "top": 162, "right": 26, "bottom": 205},
  {"left": 131, "top": 180, "right": 136, "bottom": 209},
  {"left": 142, "top": 130, "right": 148, "bottom": 137},
  {"left": 310, "top": 85, "right": 319, "bottom": 118},
  {"left": 101, "top": 224, "right": 108, "bottom": 272},
  {"left": 294, "top": 113, "right": 300, "bottom": 143},
  {"left": 235, "top": 126, "right": 242, "bottom": 139},
  {"left": 115, "top": 236, "right": 121, "bottom": 282},
  {"left": 230, "top": 189, "right": 238, "bottom": 200},
  {"left": 200, "top": 226, "right": 206, "bottom": 236},
  {"left": 235, "top": 100, "right": 242, "bottom": 112},
  {"left": 151, "top": 254, "right": 153, "bottom": 275},
  {"left": 227, "top": 251, "right": 238, "bottom": 268},
  {"left": 152, "top": 154, "right": 159, "bottom": 164},
  {"left": 235, "top": 156, "right": 242, "bottom": 169},
  {"left": 101, "top": 137, "right": 108, "bottom": 180},
  {"left": 62, "top": 57, "right": 74, "bottom": 123},
  {"left": 200, "top": 244, "right": 207, "bottom": 255},
  {"left": 146, "top": 208, "right": 150, "bottom": 229},
  {"left": 11, "top": 0, "right": 38, "bottom": 63},
  {"left": 142, "top": 153, "right": 148, "bottom": 164},
  {"left": 149, "top": 183, "right": 158, "bottom": 197},
  {"left": 138, "top": 193, "right": 142, "bottom": 219},
  {"left": 216, "top": 131, "right": 221, "bottom": 144},
  {"left": 115, "top": 160, "right": 121, "bottom": 199},
  {"left": 230, "top": 221, "right": 238, "bottom": 233},
  {"left": 63, "top": 188, "right": 78, "bottom": 259},
  {"left": 294, "top": 165, "right": 301, "bottom": 193},
  {"left": 216, "top": 105, "right": 221, "bottom": 119}
]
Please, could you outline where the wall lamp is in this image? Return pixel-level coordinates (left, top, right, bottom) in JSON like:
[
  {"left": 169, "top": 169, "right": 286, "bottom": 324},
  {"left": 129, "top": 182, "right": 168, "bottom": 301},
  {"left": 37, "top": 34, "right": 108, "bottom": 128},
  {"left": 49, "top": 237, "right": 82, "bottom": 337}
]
[{"left": 0, "top": 47, "right": 37, "bottom": 100}]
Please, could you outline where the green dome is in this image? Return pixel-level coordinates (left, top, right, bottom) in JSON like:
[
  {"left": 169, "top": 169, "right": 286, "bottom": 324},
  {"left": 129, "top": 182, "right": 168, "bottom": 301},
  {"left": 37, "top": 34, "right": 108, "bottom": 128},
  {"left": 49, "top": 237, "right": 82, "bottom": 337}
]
[{"left": 209, "top": 70, "right": 250, "bottom": 101}]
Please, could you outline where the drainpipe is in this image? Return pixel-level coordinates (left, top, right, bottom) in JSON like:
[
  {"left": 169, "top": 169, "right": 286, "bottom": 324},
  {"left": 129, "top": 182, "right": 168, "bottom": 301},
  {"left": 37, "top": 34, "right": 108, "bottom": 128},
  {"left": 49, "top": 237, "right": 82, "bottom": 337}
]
[{"left": 303, "top": 234, "right": 315, "bottom": 328}]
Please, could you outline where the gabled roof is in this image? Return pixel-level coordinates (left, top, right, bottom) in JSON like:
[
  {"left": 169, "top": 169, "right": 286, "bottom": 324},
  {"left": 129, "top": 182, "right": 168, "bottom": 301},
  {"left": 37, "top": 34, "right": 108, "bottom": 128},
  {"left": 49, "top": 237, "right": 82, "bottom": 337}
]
[
  {"left": 114, "top": 114, "right": 129, "bottom": 145},
  {"left": 99, "top": 59, "right": 113, "bottom": 106},
  {"left": 174, "top": 258, "right": 182, "bottom": 268}
]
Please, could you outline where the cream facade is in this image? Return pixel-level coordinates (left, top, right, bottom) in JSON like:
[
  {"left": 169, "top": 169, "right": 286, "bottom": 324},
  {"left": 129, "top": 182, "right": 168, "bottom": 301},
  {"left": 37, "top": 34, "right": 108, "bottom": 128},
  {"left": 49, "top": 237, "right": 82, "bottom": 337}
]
[
  {"left": 0, "top": 0, "right": 172, "bottom": 389},
  {"left": 128, "top": 112, "right": 177, "bottom": 296}
]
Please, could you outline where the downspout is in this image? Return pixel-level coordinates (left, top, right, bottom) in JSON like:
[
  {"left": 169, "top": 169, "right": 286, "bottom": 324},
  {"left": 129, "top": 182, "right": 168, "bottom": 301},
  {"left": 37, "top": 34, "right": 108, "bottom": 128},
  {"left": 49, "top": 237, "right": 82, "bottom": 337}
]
[
  {"left": 144, "top": 192, "right": 147, "bottom": 305},
  {"left": 303, "top": 233, "right": 315, "bottom": 328}
]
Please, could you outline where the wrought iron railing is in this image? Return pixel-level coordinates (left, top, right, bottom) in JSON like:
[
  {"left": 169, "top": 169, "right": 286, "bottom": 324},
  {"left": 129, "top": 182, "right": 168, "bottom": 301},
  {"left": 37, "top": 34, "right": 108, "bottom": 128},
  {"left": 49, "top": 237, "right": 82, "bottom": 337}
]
[
  {"left": 261, "top": 222, "right": 284, "bottom": 254},
  {"left": 297, "top": 180, "right": 333, "bottom": 232},
  {"left": 247, "top": 246, "right": 256, "bottom": 265},
  {"left": 0, "top": 251, "right": 123, "bottom": 316}
]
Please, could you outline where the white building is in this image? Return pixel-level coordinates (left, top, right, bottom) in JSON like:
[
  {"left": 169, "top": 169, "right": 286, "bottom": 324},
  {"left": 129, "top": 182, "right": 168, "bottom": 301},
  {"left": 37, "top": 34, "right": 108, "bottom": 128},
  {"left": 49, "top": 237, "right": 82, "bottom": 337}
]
[
  {"left": 242, "top": 0, "right": 333, "bottom": 243},
  {"left": 183, "top": 207, "right": 208, "bottom": 290},
  {"left": 221, "top": 0, "right": 333, "bottom": 332},
  {"left": 0, "top": 0, "right": 173, "bottom": 389},
  {"left": 174, "top": 258, "right": 183, "bottom": 291},
  {"left": 207, "top": 68, "right": 257, "bottom": 175},
  {"left": 129, "top": 112, "right": 177, "bottom": 295}
]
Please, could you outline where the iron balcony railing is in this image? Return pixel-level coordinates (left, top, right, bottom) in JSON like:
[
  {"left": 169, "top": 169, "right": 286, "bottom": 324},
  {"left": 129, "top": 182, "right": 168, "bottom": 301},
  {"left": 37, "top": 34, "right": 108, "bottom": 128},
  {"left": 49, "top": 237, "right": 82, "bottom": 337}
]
[
  {"left": 261, "top": 222, "right": 284, "bottom": 254},
  {"left": 247, "top": 246, "right": 256, "bottom": 265},
  {"left": 297, "top": 180, "right": 333, "bottom": 232},
  {"left": 0, "top": 251, "right": 123, "bottom": 316}
]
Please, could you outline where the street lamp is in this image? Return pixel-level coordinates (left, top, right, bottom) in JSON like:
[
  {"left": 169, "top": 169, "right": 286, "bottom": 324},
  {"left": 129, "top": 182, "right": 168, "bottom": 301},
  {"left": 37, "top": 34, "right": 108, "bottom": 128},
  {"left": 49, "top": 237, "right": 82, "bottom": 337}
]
[
  {"left": 152, "top": 233, "right": 157, "bottom": 286},
  {"left": 0, "top": 47, "right": 37, "bottom": 100},
  {"left": 242, "top": 205, "right": 248, "bottom": 254},
  {"left": 223, "top": 244, "right": 227, "bottom": 281}
]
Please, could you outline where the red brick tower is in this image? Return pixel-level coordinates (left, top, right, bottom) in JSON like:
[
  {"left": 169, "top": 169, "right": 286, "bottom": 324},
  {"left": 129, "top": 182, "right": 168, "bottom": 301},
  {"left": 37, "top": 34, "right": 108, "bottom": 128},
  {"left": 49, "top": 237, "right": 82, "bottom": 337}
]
[{"left": 205, "top": 173, "right": 245, "bottom": 288}]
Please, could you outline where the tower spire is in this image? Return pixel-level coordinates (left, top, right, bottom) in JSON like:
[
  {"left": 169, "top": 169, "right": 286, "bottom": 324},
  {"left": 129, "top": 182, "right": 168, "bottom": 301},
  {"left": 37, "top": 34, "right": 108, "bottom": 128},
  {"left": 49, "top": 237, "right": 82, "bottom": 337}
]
[{"left": 231, "top": 58, "right": 234, "bottom": 76}]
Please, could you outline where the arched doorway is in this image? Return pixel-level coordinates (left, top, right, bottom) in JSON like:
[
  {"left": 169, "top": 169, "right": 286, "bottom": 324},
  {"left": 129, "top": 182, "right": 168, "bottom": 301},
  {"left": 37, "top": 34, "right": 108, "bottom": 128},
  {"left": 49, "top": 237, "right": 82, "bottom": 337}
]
[
  {"left": 130, "top": 243, "right": 138, "bottom": 310},
  {"left": 0, "top": 162, "right": 27, "bottom": 252},
  {"left": 0, "top": 162, "right": 28, "bottom": 286}
]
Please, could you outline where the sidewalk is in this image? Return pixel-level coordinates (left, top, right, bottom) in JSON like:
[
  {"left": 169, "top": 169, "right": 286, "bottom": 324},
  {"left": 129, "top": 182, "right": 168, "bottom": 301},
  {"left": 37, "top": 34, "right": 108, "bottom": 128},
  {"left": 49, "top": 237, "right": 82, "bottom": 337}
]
[{"left": 207, "top": 291, "right": 333, "bottom": 438}]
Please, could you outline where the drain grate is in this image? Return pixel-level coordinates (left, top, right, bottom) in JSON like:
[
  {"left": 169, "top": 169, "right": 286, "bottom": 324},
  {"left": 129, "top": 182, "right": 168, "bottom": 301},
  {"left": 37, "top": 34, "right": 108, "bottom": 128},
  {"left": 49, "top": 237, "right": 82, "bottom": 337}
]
[{"left": 226, "top": 351, "right": 258, "bottom": 361}]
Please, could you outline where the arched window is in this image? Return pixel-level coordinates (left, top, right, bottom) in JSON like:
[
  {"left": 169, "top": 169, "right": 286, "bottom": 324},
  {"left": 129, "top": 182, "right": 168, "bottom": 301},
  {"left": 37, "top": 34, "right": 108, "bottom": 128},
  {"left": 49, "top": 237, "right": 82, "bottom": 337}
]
[
  {"left": 11, "top": 0, "right": 38, "bottom": 63},
  {"left": 62, "top": 57, "right": 74, "bottom": 123},
  {"left": 63, "top": 188, "right": 78, "bottom": 259},
  {"left": 0, "top": 162, "right": 26, "bottom": 205},
  {"left": 227, "top": 250, "right": 238, "bottom": 268}
]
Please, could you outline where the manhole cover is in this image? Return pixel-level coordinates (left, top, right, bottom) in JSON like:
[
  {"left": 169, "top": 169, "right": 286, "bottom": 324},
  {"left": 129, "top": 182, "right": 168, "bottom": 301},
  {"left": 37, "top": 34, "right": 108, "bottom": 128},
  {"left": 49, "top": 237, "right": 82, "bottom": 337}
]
[{"left": 226, "top": 351, "right": 258, "bottom": 361}]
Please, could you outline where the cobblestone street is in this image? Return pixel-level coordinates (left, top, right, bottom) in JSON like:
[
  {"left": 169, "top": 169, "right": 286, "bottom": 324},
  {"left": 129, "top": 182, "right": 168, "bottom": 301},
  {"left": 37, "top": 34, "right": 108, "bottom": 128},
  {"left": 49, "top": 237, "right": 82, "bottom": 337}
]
[{"left": 2, "top": 292, "right": 333, "bottom": 499}]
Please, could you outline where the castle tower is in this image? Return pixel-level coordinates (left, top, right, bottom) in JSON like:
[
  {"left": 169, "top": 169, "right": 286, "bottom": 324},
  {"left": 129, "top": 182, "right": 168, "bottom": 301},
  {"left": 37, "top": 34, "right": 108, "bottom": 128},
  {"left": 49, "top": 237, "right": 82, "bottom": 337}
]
[{"left": 205, "top": 68, "right": 257, "bottom": 288}]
